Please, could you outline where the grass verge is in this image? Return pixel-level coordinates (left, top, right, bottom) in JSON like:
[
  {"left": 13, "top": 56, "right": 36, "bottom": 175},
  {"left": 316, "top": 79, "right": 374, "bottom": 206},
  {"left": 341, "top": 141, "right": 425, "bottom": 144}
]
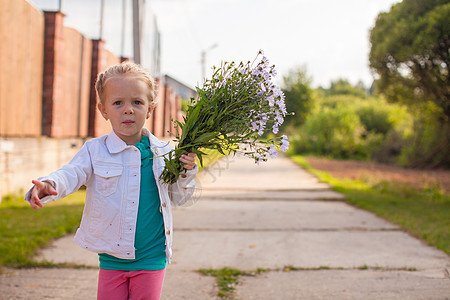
[
  {"left": 198, "top": 267, "right": 267, "bottom": 299},
  {"left": 289, "top": 155, "right": 450, "bottom": 255},
  {"left": 0, "top": 191, "right": 85, "bottom": 268},
  {"left": 198, "top": 265, "right": 416, "bottom": 299}
]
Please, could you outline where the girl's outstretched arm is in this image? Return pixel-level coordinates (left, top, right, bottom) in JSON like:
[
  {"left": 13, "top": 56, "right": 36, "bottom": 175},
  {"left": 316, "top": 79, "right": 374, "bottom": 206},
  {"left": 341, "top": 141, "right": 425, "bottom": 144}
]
[
  {"left": 24, "top": 142, "right": 93, "bottom": 206},
  {"left": 29, "top": 180, "right": 58, "bottom": 210}
]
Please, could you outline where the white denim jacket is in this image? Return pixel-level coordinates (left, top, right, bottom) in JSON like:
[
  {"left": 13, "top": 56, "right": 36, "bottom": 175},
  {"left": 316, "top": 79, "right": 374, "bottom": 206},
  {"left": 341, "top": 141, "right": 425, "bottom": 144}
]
[{"left": 25, "top": 129, "right": 197, "bottom": 263}]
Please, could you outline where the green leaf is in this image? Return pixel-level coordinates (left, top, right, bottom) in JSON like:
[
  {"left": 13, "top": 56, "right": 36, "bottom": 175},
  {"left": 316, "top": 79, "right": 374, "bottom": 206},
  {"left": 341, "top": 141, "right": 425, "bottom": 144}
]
[{"left": 193, "top": 132, "right": 218, "bottom": 144}]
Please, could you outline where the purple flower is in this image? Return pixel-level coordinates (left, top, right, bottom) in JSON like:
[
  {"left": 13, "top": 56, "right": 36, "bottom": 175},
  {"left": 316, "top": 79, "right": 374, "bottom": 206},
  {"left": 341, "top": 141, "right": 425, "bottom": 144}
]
[
  {"left": 266, "top": 96, "right": 275, "bottom": 107},
  {"left": 252, "top": 68, "right": 260, "bottom": 76},
  {"left": 272, "top": 124, "right": 279, "bottom": 134},
  {"left": 268, "top": 145, "right": 278, "bottom": 158},
  {"left": 262, "top": 56, "right": 269, "bottom": 67},
  {"left": 270, "top": 66, "right": 277, "bottom": 77},
  {"left": 250, "top": 122, "right": 259, "bottom": 132},
  {"left": 272, "top": 86, "right": 283, "bottom": 97},
  {"left": 276, "top": 98, "right": 287, "bottom": 115},
  {"left": 280, "top": 135, "right": 289, "bottom": 152},
  {"left": 275, "top": 112, "right": 284, "bottom": 125}
]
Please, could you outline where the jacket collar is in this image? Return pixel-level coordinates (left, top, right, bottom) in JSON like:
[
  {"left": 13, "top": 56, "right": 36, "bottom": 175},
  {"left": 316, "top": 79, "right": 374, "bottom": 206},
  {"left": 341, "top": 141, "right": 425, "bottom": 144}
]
[{"left": 105, "top": 128, "right": 169, "bottom": 154}]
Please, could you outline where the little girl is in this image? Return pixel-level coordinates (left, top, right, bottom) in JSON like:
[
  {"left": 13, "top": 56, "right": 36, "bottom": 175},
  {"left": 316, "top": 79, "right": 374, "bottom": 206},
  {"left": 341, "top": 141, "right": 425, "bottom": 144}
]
[{"left": 25, "top": 62, "right": 198, "bottom": 300}]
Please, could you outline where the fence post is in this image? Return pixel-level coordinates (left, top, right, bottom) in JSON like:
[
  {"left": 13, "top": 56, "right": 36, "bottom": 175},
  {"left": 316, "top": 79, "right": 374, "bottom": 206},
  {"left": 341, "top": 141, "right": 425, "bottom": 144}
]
[{"left": 42, "top": 11, "right": 65, "bottom": 137}]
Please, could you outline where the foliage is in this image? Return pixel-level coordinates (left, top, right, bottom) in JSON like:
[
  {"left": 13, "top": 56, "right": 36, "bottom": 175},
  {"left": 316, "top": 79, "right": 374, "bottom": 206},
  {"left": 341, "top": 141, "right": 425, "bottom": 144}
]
[
  {"left": 290, "top": 155, "right": 450, "bottom": 255},
  {"left": 319, "top": 78, "right": 368, "bottom": 99},
  {"left": 289, "top": 85, "right": 440, "bottom": 166},
  {"left": 160, "top": 51, "right": 290, "bottom": 184},
  {"left": 294, "top": 104, "right": 374, "bottom": 159},
  {"left": 0, "top": 191, "right": 85, "bottom": 267},
  {"left": 356, "top": 99, "right": 406, "bottom": 135},
  {"left": 397, "top": 102, "right": 450, "bottom": 168},
  {"left": 369, "top": 0, "right": 450, "bottom": 121},
  {"left": 198, "top": 267, "right": 266, "bottom": 298},
  {"left": 281, "top": 65, "right": 314, "bottom": 127},
  {"left": 292, "top": 95, "right": 411, "bottom": 161}
]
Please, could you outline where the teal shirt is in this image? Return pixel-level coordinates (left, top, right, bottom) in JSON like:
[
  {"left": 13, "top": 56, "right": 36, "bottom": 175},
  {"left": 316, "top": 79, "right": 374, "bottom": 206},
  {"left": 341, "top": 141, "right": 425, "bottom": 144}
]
[{"left": 99, "top": 136, "right": 167, "bottom": 270}]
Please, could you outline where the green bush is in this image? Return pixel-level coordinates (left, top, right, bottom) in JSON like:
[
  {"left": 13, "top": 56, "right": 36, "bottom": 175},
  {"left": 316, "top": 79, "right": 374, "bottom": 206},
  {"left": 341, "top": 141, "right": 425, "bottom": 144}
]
[
  {"left": 316, "top": 94, "right": 361, "bottom": 109},
  {"left": 397, "top": 103, "right": 450, "bottom": 168},
  {"left": 356, "top": 98, "right": 407, "bottom": 135},
  {"left": 291, "top": 95, "right": 413, "bottom": 162},
  {"left": 293, "top": 105, "right": 375, "bottom": 159}
]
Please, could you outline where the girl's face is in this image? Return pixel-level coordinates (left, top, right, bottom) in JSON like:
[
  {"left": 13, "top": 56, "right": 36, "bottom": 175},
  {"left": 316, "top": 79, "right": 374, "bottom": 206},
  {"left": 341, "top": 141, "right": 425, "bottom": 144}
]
[{"left": 98, "top": 75, "right": 154, "bottom": 145}]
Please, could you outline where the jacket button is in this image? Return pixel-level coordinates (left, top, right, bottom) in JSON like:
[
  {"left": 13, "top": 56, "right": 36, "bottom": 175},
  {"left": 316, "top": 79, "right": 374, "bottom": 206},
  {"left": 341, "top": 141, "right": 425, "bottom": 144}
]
[
  {"left": 162, "top": 202, "right": 166, "bottom": 207},
  {"left": 167, "top": 230, "right": 171, "bottom": 235},
  {"left": 181, "top": 174, "right": 187, "bottom": 178}
]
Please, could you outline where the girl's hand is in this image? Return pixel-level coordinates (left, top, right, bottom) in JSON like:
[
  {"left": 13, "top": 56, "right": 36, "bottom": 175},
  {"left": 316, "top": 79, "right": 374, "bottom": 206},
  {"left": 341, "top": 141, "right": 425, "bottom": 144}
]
[
  {"left": 179, "top": 153, "right": 197, "bottom": 170},
  {"left": 29, "top": 180, "right": 58, "bottom": 210}
]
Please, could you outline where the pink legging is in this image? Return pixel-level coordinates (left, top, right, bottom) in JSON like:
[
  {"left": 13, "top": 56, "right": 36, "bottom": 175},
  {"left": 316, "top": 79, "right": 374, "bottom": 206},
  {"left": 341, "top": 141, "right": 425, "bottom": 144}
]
[{"left": 97, "top": 268, "right": 166, "bottom": 300}]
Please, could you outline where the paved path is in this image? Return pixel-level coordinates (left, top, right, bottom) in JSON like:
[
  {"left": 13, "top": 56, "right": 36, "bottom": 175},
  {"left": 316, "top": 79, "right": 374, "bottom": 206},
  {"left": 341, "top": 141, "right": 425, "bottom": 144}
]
[{"left": 1, "top": 154, "right": 449, "bottom": 299}]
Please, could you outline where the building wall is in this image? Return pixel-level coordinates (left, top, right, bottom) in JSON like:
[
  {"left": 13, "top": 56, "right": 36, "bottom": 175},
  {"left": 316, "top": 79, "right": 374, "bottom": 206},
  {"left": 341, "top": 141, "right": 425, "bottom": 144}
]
[{"left": 0, "top": 136, "right": 84, "bottom": 200}]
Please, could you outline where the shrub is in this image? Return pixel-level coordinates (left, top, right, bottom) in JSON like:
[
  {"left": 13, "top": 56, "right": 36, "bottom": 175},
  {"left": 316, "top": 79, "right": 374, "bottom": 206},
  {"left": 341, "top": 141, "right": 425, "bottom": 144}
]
[
  {"left": 355, "top": 97, "right": 409, "bottom": 135},
  {"left": 293, "top": 105, "right": 374, "bottom": 159},
  {"left": 397, "top": 103, "right": 450, "bottom": 168},
  {"left": 291, "top": 95, "right": 414, "bottom": 162}
]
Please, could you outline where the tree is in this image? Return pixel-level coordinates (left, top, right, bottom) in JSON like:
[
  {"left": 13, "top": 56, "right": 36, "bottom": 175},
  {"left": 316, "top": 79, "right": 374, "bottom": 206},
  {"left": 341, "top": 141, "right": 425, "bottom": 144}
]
[
  {"left": 282, "top": 66, "right": 313, "bottom": 127},
  {"left": 369, "top": 0, "right": 450, "bottom": 121},
  {"left": 321, "top": 78, "right": 368, "bottom": 98}
]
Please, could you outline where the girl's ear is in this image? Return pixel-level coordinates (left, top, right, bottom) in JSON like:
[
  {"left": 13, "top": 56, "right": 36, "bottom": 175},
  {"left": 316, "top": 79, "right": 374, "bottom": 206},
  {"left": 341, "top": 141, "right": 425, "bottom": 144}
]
[
  {"left": 98, "top": 102, "right": 108, "bottom": 120},
  {"left": 147, "top": 102, "right": 155, "bottom": 119}
]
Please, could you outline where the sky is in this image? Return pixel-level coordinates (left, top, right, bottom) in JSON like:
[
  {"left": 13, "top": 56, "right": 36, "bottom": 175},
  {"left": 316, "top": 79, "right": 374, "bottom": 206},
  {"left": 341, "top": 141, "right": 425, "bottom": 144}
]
[{"left": 29, "top": 0, "right": 400, "bottom": 89}]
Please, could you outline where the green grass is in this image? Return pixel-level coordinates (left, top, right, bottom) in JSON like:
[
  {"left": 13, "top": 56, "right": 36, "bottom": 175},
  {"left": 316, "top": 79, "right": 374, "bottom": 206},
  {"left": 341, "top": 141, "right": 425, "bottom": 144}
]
[
  {"left": 198, "top": 267, "right": 267, "bottom": 298},
  {"left": 290, "top": 155, "right": 450, "bottom": 255},
  {"left": 0, "top": 191, "right": 86, "bottom": 268},
  {"left": 198, "top": 265, "right": 416, "bottom": 298}
]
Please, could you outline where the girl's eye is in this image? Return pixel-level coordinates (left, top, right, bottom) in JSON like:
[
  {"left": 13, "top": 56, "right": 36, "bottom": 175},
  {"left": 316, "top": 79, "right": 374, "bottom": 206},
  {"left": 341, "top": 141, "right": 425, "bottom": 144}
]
[
  {"left": 113, "top": 101, "right": 122, "bottom": 105},
  {"left": 134, "top": 100, "right": 143, "bottom": 105}
]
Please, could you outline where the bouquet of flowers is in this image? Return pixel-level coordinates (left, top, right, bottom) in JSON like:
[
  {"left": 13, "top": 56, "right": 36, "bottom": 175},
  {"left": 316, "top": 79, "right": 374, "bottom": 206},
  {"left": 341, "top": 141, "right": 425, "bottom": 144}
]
[{"left": 160, "top": 50, "right": 290, "bottom": 184}]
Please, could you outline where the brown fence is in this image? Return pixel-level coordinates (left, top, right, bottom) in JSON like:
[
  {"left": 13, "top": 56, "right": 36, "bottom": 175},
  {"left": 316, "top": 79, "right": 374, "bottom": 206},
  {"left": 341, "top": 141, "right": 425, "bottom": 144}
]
[
  {"left": 0, "top": 0, "right": 44, "bottom": 136},
  {"left": 0, "top": 0, "right": 196, "bottom": 200},
  {"left": 61, "top": 27, "right": 92, "bottom": 137},
  {"left": 42, "top": 11, "right": 106, "bottom": 138},
  {"left": 0, "top": 0, "right": 190, "bottom": 140}
]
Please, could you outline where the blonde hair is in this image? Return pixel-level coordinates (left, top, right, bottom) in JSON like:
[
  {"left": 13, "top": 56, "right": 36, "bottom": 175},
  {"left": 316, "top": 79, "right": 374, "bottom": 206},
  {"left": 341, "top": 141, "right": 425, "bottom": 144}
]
[{"left": 95, "top": 62, "right": 156, "bottom": 104}]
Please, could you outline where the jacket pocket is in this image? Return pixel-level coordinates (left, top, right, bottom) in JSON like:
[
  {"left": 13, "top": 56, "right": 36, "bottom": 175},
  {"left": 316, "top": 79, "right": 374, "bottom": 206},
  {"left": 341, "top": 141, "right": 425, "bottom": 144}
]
[{"left": 93, "top": 166, "right": 123, "bottom": 197}]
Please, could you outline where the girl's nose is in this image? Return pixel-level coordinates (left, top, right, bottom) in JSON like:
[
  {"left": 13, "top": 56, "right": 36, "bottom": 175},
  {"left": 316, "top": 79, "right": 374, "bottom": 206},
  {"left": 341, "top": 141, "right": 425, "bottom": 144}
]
[{"left": 123, "top": 103, "right": 134, "bottom": 114}]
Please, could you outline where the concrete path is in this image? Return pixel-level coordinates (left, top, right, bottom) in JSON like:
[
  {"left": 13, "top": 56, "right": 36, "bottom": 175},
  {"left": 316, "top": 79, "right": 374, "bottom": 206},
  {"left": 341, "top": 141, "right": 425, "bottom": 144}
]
[{"left": 1, "top": 154, "right": 449, "bottom": 299}]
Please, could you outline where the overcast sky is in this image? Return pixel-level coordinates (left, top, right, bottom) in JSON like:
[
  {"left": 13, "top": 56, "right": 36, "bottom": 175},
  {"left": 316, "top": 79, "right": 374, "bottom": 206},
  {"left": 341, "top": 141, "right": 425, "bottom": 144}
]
[{"left": 30, "top": 0, "right": 400, "bottom": 89}]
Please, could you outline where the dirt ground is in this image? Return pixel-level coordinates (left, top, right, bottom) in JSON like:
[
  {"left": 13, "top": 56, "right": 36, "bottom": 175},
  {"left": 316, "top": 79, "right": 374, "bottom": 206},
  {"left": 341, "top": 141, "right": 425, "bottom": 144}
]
[{"left": 305, "top": 157, "right": 450, "bottom": 194}]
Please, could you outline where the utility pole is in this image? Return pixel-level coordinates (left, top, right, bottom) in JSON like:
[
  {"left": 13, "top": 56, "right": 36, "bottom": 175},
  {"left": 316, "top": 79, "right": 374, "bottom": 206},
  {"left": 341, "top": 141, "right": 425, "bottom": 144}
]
[
  {"left": 121, "top": 0, "right": 126, "bottom": 57},
  {"left": 132, "top": 0, "right": 142, "bottom": 64},
  {"left": 201, "top": 43, "right": 218, "bottom": 81},
  {"left": 99, "top": 0, "right": 105, "bottom": 40}
]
